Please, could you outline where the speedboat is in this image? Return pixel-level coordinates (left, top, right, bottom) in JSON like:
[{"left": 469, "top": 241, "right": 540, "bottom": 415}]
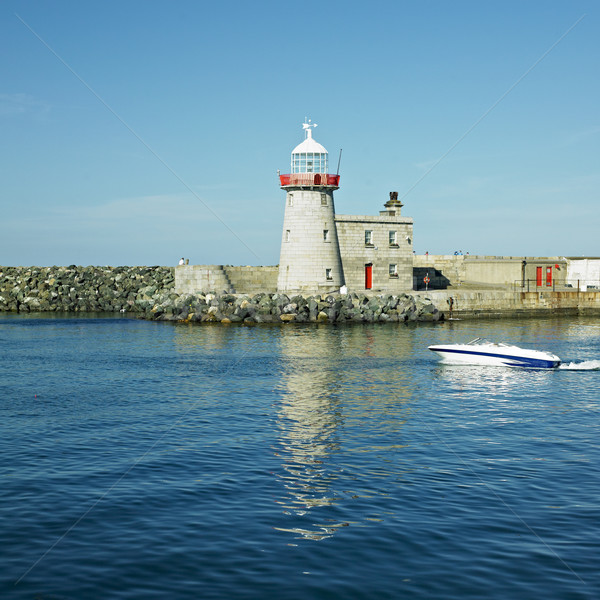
[{"left": 428, "top": 338, "right": 561, "bottom": 368}]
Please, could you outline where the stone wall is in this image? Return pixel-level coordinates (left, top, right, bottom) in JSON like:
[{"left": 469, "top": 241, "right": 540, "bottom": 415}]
[
  {"left": 174, "top": 265, "right": 278, "bottom": 295},
  {"left": 0, "top": 266, "right": 174, "bottom": 312},
  {"left": 413, "top": 255, "right": 466, "bottom": 287},
  {"left": 413, "top": 289, "right": 600, "bottom": 317},
  {"left": 413, "top": 255, "right": 568, "bottom": 289},
  {"left": 226, "top": 266, "right": 279, "bottom": 294},
  {"left": 175, "top": 265, "right": 234, "bottom": 295}
]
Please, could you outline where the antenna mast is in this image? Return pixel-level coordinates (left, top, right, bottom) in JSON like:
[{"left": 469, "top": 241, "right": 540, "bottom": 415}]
[{"left": 336, "top": 149, "right": 343, "bottom": 175}]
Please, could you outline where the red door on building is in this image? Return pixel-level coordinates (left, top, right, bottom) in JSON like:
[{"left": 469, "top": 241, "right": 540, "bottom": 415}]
[
  {"left": 536, "top": 267, "right": 543, "bottom": 287},
  {"left": 546, "top": 266, "right": 552, "bottom": 287},
  {"left": 365, "top": 264, "right": 373, "bottom": 289}
]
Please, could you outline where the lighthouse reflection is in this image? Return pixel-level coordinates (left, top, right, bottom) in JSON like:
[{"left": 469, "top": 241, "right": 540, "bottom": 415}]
[
  {"left": 273, "top": 325, "right": 415, "bottom": 541},
  {"left": 273, "top": 327, "right": 343, "bottom": 541}
]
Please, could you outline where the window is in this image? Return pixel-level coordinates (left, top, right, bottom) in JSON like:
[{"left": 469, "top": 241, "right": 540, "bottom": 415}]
[
  {"left": 321, "top": 193, "right": 327, "bottom": 206},
  {"left": 323, "top": 229, "right": 329, "bottom": 242},
  {"left": 325, "top": 268, "right": 333, "bottom": 281},
  {"left": 389, "top": 230, "right": 397, "bottom": 246},
  {"left": 285, "top": 230, "right": 290, "bottom": 242},
  {"left": 288, "top": 194, "right": 294, "bottom": 207},
  {"left": 365, "top": 230, "right": 373, "bottom": 245},
  {"left": 389, "top": 264, "right": 398, "bottom": 278}
]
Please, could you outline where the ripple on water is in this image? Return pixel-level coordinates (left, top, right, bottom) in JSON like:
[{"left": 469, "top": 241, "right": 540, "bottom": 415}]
[{"left": 1, "top": 316, "right": 599, "bottom": 599}]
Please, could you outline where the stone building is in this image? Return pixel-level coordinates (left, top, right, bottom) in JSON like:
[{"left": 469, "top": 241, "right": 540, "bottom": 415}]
[
  {"left": 277, "top": 122, "right": 414, "bottom": 294},
  {"left": 335, "top": 193, "right": 413, "bottom": 293}
]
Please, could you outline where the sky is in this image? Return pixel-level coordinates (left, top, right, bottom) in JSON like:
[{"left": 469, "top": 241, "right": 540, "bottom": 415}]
[{"left": 1, "top": 1, "right": 598, "bottom": 267}]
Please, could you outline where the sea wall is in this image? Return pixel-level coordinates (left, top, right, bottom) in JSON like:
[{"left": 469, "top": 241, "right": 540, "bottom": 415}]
[
  {"left": 0, "top": 266, "right": 175, "bottom": 312},
  {"left": 3, "top": 266, "right": 598, "bottom": 321},
  {"left": 413, "top": 289, "right": 600, "bottom": 318},
  {"left": 0, "top": 265, "right": 441, "bottom": 323}
]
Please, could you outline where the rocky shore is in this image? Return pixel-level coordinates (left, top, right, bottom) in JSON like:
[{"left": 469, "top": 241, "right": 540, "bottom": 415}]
[
  {"left": 0, "top": 266, "right": 442, "bottom": 323},
  {"left": 148, "top": 291, "right": 442, "bottom": 323},
  {"left": 0, "top": 266, "right": 174, "bottom": 313}
]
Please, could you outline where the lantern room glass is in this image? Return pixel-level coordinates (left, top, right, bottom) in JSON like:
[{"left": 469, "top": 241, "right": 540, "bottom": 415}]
[{"left": 292, "top": 152, "right": 328, "bottom": 174}]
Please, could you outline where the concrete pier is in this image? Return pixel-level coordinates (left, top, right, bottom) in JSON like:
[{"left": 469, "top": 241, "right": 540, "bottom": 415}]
[
  {"left": 2, "top": 265, "right": 599, "bottom": 320},
  {"left": 413, "top": 288, "right": 600, "bottom": 319}
]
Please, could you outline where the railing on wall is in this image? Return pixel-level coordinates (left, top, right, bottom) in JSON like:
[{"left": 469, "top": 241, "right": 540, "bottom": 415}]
[
  {"left": 513, "top": 280, "right": 600, "bottom": 292},
  {"left": 279, "top": 174, "right": 340, "bottom": 187}
]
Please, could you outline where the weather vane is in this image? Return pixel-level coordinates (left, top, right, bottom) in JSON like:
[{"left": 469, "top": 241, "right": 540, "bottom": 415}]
[{"left": 302, "top": 118, "right": 318, "bottom": 137}]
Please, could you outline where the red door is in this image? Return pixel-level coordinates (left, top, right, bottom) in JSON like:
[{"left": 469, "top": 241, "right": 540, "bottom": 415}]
[
  {"left": 536, "top": 267, "right": 543, "bottom": 287},
  {"left": 365, "top": 264, "right": 372, "bottom": 289},
  {"left": 546, "top": 266, "right": 552, "bottom": 287}
]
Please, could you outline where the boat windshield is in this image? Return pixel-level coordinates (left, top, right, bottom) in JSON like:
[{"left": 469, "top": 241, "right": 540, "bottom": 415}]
[{"left": 467, "top": 338, "right": 510, "bottom": 347}]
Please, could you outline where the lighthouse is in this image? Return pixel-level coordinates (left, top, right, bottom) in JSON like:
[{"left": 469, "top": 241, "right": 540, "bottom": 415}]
[{"left": 277, "top": 121, "right": 345, "bottom": 293}]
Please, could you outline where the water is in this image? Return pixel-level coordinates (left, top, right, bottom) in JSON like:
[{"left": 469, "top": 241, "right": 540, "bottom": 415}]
[{"left": 1, "top": 314, "right": 599, "bottom": 599}]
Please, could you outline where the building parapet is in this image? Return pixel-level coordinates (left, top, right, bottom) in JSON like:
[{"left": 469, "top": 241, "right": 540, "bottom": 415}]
[{"left": 336, "top": 214, "right": 413, "bottom": 224}]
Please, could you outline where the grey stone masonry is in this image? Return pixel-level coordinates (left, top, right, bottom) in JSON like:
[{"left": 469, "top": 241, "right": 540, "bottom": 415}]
[
  {"left": 413, "top": 255, "right": 570, "bottom": 290},
  {"left": 225, "top": 266, "right": 279, "bottom": 294},
  {"left": 277, "top": 188, "right": 345, "bottom": 293},
  {"left": 176, "top": 265, "right": 234, "bottom": 294},
  {"left": 335, "top": 212, "right": 414, "bottom": 293},
  {"left": 175, "top": 265, "right": 278, "bottom": 295}
]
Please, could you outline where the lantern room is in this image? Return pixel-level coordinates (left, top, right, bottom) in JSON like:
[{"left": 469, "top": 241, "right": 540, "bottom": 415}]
[
  {"left": 291, "top": 120, "right": 329, "bottom": 173},
  {"left": 280, "top": 120, "right": 340, "bottom": 188}
]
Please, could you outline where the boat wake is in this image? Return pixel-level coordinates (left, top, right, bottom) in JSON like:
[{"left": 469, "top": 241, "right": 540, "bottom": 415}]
[{"left": 558, "top": 360, "right": 600, "bottom": 371}]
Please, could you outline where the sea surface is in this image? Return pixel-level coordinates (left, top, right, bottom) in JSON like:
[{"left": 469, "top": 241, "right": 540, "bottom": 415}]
[{"left": 1, "top": 313, "right": 599, "bottom": 599}]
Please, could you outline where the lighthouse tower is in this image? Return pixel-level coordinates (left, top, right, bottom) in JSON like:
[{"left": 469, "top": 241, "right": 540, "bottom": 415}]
[{"left": 277, "top": 121, "right": 345, "bottom": 293}]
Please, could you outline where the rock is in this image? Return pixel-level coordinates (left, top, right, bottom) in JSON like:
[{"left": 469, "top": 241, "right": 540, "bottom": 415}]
[
  {"left": 280, "top": 314, "right": 295, "bottom": 322},
  {"left": 282, "top": 303, "right": 297, "bottom": 314}
]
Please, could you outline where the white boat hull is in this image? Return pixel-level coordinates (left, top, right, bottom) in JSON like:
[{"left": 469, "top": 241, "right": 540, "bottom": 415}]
[{"left": 429, "top": 339, "right": 561, "bottom": 369}]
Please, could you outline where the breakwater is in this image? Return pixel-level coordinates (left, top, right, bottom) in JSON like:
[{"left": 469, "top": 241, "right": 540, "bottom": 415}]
[
  {"left": 0, "top": 266, "right": 441, "bottom": 322},
  {"left": 147, "top": 291, "right": 442, "bottom": 323},
  {"left": 0, "top": 266, "right": 174, "bottom": 313},
  {"left": 0, "top": 266, "right": 441, "bottom": 323},
  {"left": 4, "top": 266, "right": 599, "bottom": 321}
]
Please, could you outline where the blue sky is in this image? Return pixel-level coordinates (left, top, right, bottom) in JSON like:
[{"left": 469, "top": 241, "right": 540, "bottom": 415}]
[{"left": 1, "top": 1, "right": 598, "bottom": 266}]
